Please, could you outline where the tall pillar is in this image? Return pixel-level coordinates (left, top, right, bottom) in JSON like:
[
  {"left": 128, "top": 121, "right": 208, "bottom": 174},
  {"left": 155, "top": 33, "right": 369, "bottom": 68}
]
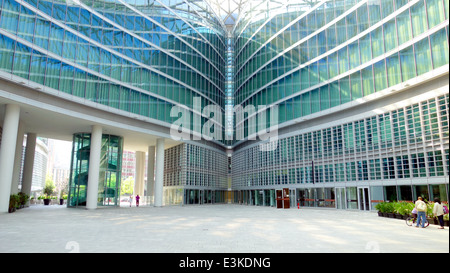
[
  {"left": 21, "top": 133, "right": 37, "bottom": 197},
  {"left": 11, "top": 121, "right": 24, "bottom": 195},
  {"left": 134, "top": 151, "right": 145, "bottom": 197},
  {"left": 147, "top": 146, "right": 155, "bottom": 198},
  {"left": 86, "top": 125, "right": 102, "bottom": 210},
  {"left": 0, "top": 104, "right": 20, "bottom": 213},
  {"left": 154, "top": 138, "right": 165, "bottom": 207}
]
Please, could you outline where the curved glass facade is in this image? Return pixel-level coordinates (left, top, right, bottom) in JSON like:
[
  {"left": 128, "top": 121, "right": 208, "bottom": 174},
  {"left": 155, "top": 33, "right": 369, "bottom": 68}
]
[
  {"left": 1, "top": 0, "right": 448, "bottom": 208},
  {"left": 0, "top": 0, "right": 225, "bottom": 136},
  {"left": 229, "top": 0, "right": 448, "bottom": 208},
  {"left": 233, "top": 0, "right": 449, "bottom": 139}
]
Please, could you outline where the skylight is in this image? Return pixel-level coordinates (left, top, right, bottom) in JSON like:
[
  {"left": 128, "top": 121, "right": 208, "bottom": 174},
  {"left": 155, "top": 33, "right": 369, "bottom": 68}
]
[{"left": 205, "top": 0, "right": 247, "bottom": 27}]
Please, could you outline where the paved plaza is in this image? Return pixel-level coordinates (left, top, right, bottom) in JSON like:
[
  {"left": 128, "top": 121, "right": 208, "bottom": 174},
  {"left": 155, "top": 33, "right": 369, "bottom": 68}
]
[{"left": 0, "top": 204, "right": 448, "bottom": 253}]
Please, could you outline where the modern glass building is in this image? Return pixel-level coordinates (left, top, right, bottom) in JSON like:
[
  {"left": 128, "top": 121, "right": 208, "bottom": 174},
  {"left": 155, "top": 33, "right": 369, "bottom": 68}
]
[{"left": 0, "top": 0, "right": 448, "bottom": 213}]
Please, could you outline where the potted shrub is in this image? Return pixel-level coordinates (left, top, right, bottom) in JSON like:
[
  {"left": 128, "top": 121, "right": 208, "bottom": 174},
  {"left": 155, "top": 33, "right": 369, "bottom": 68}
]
[
  {"left": 17, "top": 192, "right": 29, "bottom": 208},
  {"left": 426, "top": 202, "right": 438, "bottom": 225},
  {"left": 43, "top": 182, "right": 55, "bottom": 205},
  {"left": 384, "top": 202, "right": 395, "bottom": 218},
  {"left": 8, "top": 194, "right": 19, "bottom": 213},
  {"left": 403, "top": 202, "right": 415, "bottom": 219},
  {"left": 59, "top": 190, "right": 67, "bottom": 205},
  {"left": 375, "top": 202, "right": 386, "bottom": 217},
  {"left": 393, "top": 202, "right": 403, "bottom": 219},
  {"left": 394, "top": 202, "right": 413, "bottom": 219},
  {"left": 59, "top": 194, "right": 68, "bottom": 205}
]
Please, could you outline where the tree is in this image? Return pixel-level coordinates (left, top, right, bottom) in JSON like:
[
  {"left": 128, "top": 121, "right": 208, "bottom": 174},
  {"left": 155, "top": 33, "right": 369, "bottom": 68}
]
[{"left": 121, "top": 176, "right": 134, "bottom": 196}]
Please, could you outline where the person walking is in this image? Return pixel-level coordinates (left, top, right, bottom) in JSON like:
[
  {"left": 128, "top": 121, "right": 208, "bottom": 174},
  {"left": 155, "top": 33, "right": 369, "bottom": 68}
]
[
  {"left": 414, "top": 196, "right": 427, "bottom": 228},
  {"left": 136, "top": 194, "right": 140, "bottom": 207},
  {"left": 433, "top": 198, "right": 445, "bottom": 229},
  {"left": 129, "top": 195, "right": 133, "bottom": 207}
]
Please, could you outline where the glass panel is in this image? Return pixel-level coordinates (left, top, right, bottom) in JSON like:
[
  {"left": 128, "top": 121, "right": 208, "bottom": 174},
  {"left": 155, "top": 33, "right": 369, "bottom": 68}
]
[
  {"left": 430, "top": 28, "right": 449, "bottom": 69},
  {"left": 426, "top": 0, "right": 445, "bottom": 28},
  {"left": 411, "top": 0, "right": 428, "bottom": 37},
  {"left": 386, "top": 54, "right": 401, "bottom": 87},
  {"left": 397, "top": 9, "right": 412, "bottom": 45},
  {"left": 414, "top": 37, "right": 432, "bottom": 76},
  {"left": 371, "top": 27, "right": 384, "bottom": 58},
  {"left": 12, "top": 43, "right": 31, "bottom": 79},
  {"left": 362, "top": 65, "right": 374, "bottom": 96},
  {"left": 350, "top": 71, "right": 362, "bottom": 99},
  {"left": 399, "top": 46, "right": 416, "bottom": 81},
  {"left": 346, "top": 187, "right": 358, "bottom": 209},
  {"left": 383, "top": 20, "right": 397, "bottom": 52},
  {"left": 374, "top": 60, "right": 387, "bottom": 91}
]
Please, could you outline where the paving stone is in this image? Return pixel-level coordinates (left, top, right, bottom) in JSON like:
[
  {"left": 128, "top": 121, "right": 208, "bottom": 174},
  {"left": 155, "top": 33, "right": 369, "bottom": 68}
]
[{"left": 0, "top": 204, "right": 448, "bottom": 253}]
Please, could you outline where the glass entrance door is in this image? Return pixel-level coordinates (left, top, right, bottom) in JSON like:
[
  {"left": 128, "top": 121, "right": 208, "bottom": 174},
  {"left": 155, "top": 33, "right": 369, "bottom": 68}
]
[
  {"left": 336, "top": 187, "right": 346, "bottom": 209},
  {"left": 358, "top": 187, "right": 370, "bottom": 211}
]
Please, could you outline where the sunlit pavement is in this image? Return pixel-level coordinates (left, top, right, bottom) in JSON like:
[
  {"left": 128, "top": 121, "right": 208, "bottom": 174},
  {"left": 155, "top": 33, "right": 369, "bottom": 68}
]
[{"left": 0, "top": 204, "right": 448, "bottom": 253}]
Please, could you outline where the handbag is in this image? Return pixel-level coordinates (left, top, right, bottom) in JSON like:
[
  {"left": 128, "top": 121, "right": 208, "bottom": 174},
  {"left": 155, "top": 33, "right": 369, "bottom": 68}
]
[{"left": 412, "top": 208, "right": 417, "bottom": 214}]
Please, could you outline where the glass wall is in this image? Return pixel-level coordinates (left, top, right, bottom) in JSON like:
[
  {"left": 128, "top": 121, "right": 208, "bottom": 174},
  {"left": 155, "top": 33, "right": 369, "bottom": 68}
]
[
  {"left": 68, "top": 133, "right": 90, "bottom": 207},
  {"left": 68, "top": 133, "right": 123, "bottom": 207},
  {"left": 163, "top": 143, "right": 228, "bottom": 205},
  {"left": 233, "top": 0, "right": 449, "bottom": 140},
  {"left": 232, "top": 93, "right": 449, "bottom": 207},
  {"left": 0, "top": 0, "right": 225, "bottom": 140}
]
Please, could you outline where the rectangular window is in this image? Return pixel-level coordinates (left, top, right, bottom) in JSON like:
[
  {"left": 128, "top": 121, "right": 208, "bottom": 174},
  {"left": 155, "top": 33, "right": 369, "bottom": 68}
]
[
  {"left": 430, "top": 28, "right": 449, "bottom": 69},
  {"left": 386, "top": 54, "right": 401, "bottom": 87},
  {"left": 59, "top": 63, "right": 74, "bottom": 94},
  {"left": 350, "top": 71, "right": 362, "bottom": 99},
  {"left": 399, "top": 46, "right": 416, "bottom": 81},
  {"left": 348, "top": 42, "right": 360, "bottom": 70},
  {"left": 371, "top": 27, "right": 384, "bottom": 58},
  {"left": 17, "top": 9, "right": 35, "bottom": 43},
  {"left": 340, "top": 77, "right": 350, "bottom": 104},
  {"left": 330, "top": 82, "right": 340, "bottom": 107},
  {"left": 362, "top": 65, "right": 374, "bottom": 96},
  {"left": 397, "top": 9, "right": 412, "bottom": 45},
  {"left": 302, "top": 92, "right": 311, "bottom": 116},
  {"left": 411, "top": 0, "right": 428, "bottom": 37},
  {"left": 359, "top": 34, "right": 372, "bottom": 64},
  {"left": 12, "top": 43, "right": 31, "bottom": 80},
  {"left": 368, "top": 0, "right": 382, "bottom": 26},
  {"left": 0, "top": 0, "right": 19, "bottom": 34},
  {"left": 338, "top": 47, "right": 348, "bottom": 74},
  {"left": 44, "top": 58, "right": 61, "bottom": 90},
  {"left": 328, "top": 52, "right": 339, "bottom": 79},
  {"left": 357, "top": 3, "right": 370, "bottom": 32},
  {"left": 383, "top": 20, "right": 398, "bottom": 52},
  {"left": 320, "top": 85, "right": 330, "bottom": 111},
  {"left": 414, "top": 37, "right": 432, "bottom": 76},
  {"left": 311, "top": 89, "right": 320, "bottom": 113},
  {"left": 426, "top": 0, "right": 445, "bottom": 28},
  {"left": 374, "top": 60, "right": 387, "bottom": 91},
  {"left": 381, "top": 0, "right": 395, "bottom": 19}
]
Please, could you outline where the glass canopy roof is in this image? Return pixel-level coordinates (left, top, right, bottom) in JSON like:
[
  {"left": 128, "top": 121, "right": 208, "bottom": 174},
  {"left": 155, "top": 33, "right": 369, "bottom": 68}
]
[
  {"left": 205, "top": 0, "right": 247, "bottom": 26},
  {"left": 203, "top": 0, "right": 319, "bottom": 31}
]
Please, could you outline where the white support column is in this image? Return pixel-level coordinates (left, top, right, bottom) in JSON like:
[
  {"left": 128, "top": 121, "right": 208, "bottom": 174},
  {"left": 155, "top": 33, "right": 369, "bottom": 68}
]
[
  {"left": 86, "top": 125, "right": 102, "bottom": 210},
  {"left": 134, "top": 151, "right": 145, "bottom": 197},
  {"left": 154, "top": 138, "right": 165, "bottom": 207},
  {"left": 21, "top": 133, "right": 37, "bottom": 198},
  {"left": 11, "top": 121, "right": 24, "bottom": 195},
  {"left": 0, "top": 104, "right": 20, "bottom": 213},
  {"left": 147, "top": 146, "right": 155, "bottom": 200}
]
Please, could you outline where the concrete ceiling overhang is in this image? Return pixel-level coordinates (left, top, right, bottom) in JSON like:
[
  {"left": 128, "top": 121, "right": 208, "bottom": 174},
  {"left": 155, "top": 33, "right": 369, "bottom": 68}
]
[{"left": 0, "top": 78, "right": 182, "bottom": 152}]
